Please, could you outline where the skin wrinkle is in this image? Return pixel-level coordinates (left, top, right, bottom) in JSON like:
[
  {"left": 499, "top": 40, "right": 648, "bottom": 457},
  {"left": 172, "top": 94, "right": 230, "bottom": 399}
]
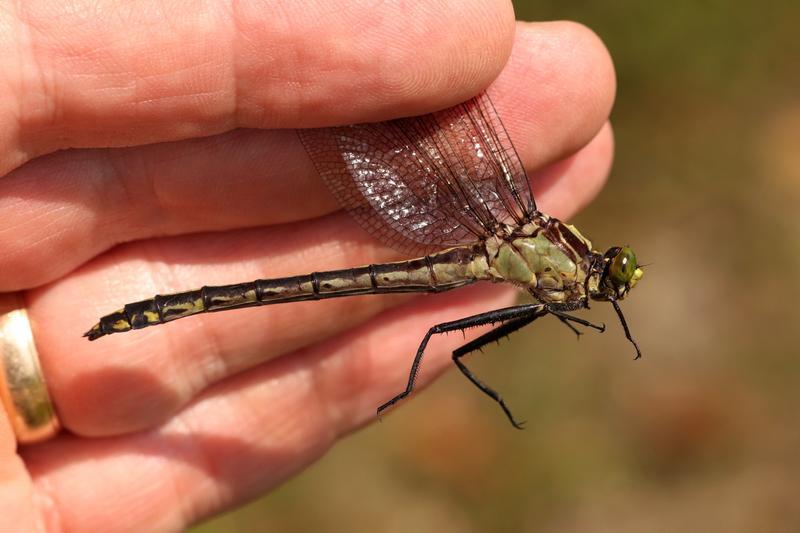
[
  {"left": 176, "top": 311, "right": 233, "bottom": 395},
  {"left": 30, "top": 468, "right": 60, "bottom": 533},
  {"left": 313, "top": 312, "right": 376, "bottom": 431},
  {"left": 105, "top": 133, "right": 253, "bottom": 237},
  {"left": 0, "top": 207, "right": 75, "bottom": 283},
  {"left": 234, "top": 6, "right": 331, "bottom": 125},
  {"left": 137, "top": 411, "right": 199, "bottom": 531},
  {"left": 4, "top": 5, "right": 25, "bottom": 165},
  {"left": 212, "top": 363, "right": 327, "bottom": 493},
  {"left": 312, "top": 320, "right": 378, "bottom": 433},
  {"left": 31, "top": 2, "right": 227, "bottom": 155},
  {"left": 115, "top": 144, "right": 218, "bottom": 237},
  {"left": 8, "top": 3, "right": 53, "bottom": 167},
  {"left": 129, "top": 19, "right": 231, "bottom": 117},
  {"left": 229, "top": 0, "right": 259, "bottom": 128},
  {"left": 100, "top": 148, "right": 164, "bottom": 239},
  {"left": 131, "top": 146, "right": 182, "bottom": 236},
  {"left": 72, "top": 154, "right": 119, "bottom": 252},
  {"left": 326, "top": 321, "right": 390, "bottom": 432},
  {"left": 30, "top": 7, "right": 83, "bottom": 150},
  {"left": 166, "top": 403, "right": 233, "bottom": 527},
  {"left": 307, "top": 348, "right": 346, "bottom": 451}
]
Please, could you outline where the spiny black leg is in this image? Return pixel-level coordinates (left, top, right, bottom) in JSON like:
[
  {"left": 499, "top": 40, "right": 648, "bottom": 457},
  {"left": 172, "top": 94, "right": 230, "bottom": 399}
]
[
  {"left": 452, "top": 313, "right": 545, "bottom": 429},
  {"left": 556, "top": 316, "right": 583, "bottom": 339},
  {"left": 547, "top": 307, "right": 606, "bottom": 333},
  {"left": 377, "top": 304, "right": 545, "bottom": 420},
  {"left": 611, "top": 299, "right": 642, "bottom": 360},
  {"left": 453, "top": 311, "right": 546, "bottom": 355}
]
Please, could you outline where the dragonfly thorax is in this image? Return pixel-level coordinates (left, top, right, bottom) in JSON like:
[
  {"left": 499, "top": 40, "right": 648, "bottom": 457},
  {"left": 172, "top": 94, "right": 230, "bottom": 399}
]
[{"left": 484, "top": 228, "right": 593, "bottom": 304}]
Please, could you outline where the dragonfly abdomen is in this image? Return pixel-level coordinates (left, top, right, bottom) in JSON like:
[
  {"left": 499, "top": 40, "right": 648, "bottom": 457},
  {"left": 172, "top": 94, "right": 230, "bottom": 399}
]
[{"left": 84, "top": 245, "right": 486, "bottom": 340}]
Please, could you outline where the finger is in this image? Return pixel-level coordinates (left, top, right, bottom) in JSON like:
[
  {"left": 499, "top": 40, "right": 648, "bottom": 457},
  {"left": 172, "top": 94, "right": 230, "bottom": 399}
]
[
  {"left": 24, "top": 284, "right": 516, "bottom": 531},
  {"left": 3, "top": 0, "right": 515, "bottom": 171},
  {"left": 1, "top": 21, "right": 616, "bottom": 290},
  {"left": 533, "top": 121, "right": 614, "bottom": 214},
  {"left": 492, "top": 21, "right": 616, "bottom": 175},
  {"left": 0, "top": 405, "right": 41, "bottom": 531},
  {"left": 32, "top": 122, "right": 613, "bottom": 435}
]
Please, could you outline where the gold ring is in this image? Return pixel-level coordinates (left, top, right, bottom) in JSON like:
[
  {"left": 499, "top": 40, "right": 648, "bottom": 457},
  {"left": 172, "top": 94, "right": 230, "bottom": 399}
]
[{"left": 0, "top": 294, "right": 60, "bottom": 444}]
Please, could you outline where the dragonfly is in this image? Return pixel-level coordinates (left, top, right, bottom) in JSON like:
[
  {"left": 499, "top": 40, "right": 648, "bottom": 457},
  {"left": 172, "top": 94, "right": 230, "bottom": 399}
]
[{"left": 85, "top": 92, "right": 643, "bottom": 428}]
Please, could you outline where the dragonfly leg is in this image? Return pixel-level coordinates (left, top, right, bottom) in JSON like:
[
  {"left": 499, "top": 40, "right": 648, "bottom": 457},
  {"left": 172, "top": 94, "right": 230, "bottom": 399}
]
[
  {"left": 611, "top": 299, "right": 642, "bottom": 360},
  {"left": 546, "top": 306, "right": 606, "bottom": 333},
  {"left": 452, "top": 312, "right": 547, "bottom": 429},
  {"left": 377, "top": 304, "right": 545, "bottom": 423},
  {"left": 556, "top": 316, "right": 583, "bottom": 339}
]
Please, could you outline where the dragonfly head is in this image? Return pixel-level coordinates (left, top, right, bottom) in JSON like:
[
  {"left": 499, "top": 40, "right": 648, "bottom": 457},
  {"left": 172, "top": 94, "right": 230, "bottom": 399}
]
[
  {"left": 593, "top": 246, "right": 643, "bottom": 301},
  {"left": 588, "top": 246, "right": 644, "bottom": 360}
]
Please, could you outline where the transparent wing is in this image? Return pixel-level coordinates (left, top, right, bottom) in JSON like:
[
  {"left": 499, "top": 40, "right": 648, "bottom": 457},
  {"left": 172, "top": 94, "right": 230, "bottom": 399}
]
[{"left": 298, "top": 91, "right": 535, "bottom": 256}]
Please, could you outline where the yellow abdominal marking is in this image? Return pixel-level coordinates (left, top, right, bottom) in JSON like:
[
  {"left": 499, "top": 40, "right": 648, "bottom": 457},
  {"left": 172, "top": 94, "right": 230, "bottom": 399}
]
[
  {"left": 111, "top": 319, "right": 130, "bottom": 332},
  {"left": 162, "top": 298, "right": 205, "bottom": 320}
]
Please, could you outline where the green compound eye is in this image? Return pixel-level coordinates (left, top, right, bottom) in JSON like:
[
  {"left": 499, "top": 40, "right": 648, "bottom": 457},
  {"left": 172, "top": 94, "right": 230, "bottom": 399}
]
[{"left": 609, "top": 246, "right": 638, "bottom": 286}]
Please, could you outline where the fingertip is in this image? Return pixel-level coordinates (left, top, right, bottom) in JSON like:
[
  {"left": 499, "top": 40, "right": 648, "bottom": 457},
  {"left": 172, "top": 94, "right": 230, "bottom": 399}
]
[
  {"left": 532, "top": 121, "right": 615, "bottom": 219},
  {"left": 491, "top": 20, "right": 617, "bottom": 166}
]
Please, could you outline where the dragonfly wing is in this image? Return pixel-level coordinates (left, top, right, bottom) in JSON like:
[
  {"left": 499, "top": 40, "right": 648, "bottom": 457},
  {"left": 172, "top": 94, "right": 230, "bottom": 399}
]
[{"left": 298, "top": 91, "right": 535, "bottom": 256}]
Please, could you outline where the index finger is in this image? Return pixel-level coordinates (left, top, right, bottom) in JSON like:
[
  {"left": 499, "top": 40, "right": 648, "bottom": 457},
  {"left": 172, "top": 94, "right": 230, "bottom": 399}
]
[{"left": 3, "top": 0, "right": 515, "bottom": 172}]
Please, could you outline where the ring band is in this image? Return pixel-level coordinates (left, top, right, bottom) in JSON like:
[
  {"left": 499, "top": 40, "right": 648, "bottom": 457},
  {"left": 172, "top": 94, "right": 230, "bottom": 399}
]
[{"left": 0, "top": 294, "right": 60, "bottom": 444}]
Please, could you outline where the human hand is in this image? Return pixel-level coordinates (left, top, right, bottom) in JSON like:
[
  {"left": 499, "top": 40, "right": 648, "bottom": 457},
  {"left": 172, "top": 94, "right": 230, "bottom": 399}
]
[{"left": 0, "top": 1, "right": 615, "bottom": 530}]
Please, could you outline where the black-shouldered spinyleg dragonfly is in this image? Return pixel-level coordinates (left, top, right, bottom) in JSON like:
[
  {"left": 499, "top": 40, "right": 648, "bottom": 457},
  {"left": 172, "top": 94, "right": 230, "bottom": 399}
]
[{"left": 85, "top": 92, "right": 643, "bottom": 428}]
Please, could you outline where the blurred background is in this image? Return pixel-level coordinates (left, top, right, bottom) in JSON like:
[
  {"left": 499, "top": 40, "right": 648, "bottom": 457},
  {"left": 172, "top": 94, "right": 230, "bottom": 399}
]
[{"left": 196, "top": 1, "right": 800, "bottom": 531}]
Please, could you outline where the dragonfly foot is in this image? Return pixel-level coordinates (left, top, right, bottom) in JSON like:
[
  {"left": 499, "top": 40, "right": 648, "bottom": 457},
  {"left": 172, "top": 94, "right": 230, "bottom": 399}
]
[
  {"left": 510, "top": 418, "right": 527, "bottom": 430},
  {"left": 631, "top": 341, "right": 643, "bottom": 360},
  {"left": 498, "top": 400, "right": 527, "bottom": 430},
  {"left": 377, "top": 394, "right": 406, "bottom": 421},
  {"left": 557, "top": 316, "right": 583, "bottom": 339}
]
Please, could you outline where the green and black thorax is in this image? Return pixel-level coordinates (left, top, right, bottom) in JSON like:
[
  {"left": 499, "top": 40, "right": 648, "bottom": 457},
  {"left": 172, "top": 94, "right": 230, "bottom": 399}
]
[{"left": 477, "top": 213, "right": 642, "bottom": 306}]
